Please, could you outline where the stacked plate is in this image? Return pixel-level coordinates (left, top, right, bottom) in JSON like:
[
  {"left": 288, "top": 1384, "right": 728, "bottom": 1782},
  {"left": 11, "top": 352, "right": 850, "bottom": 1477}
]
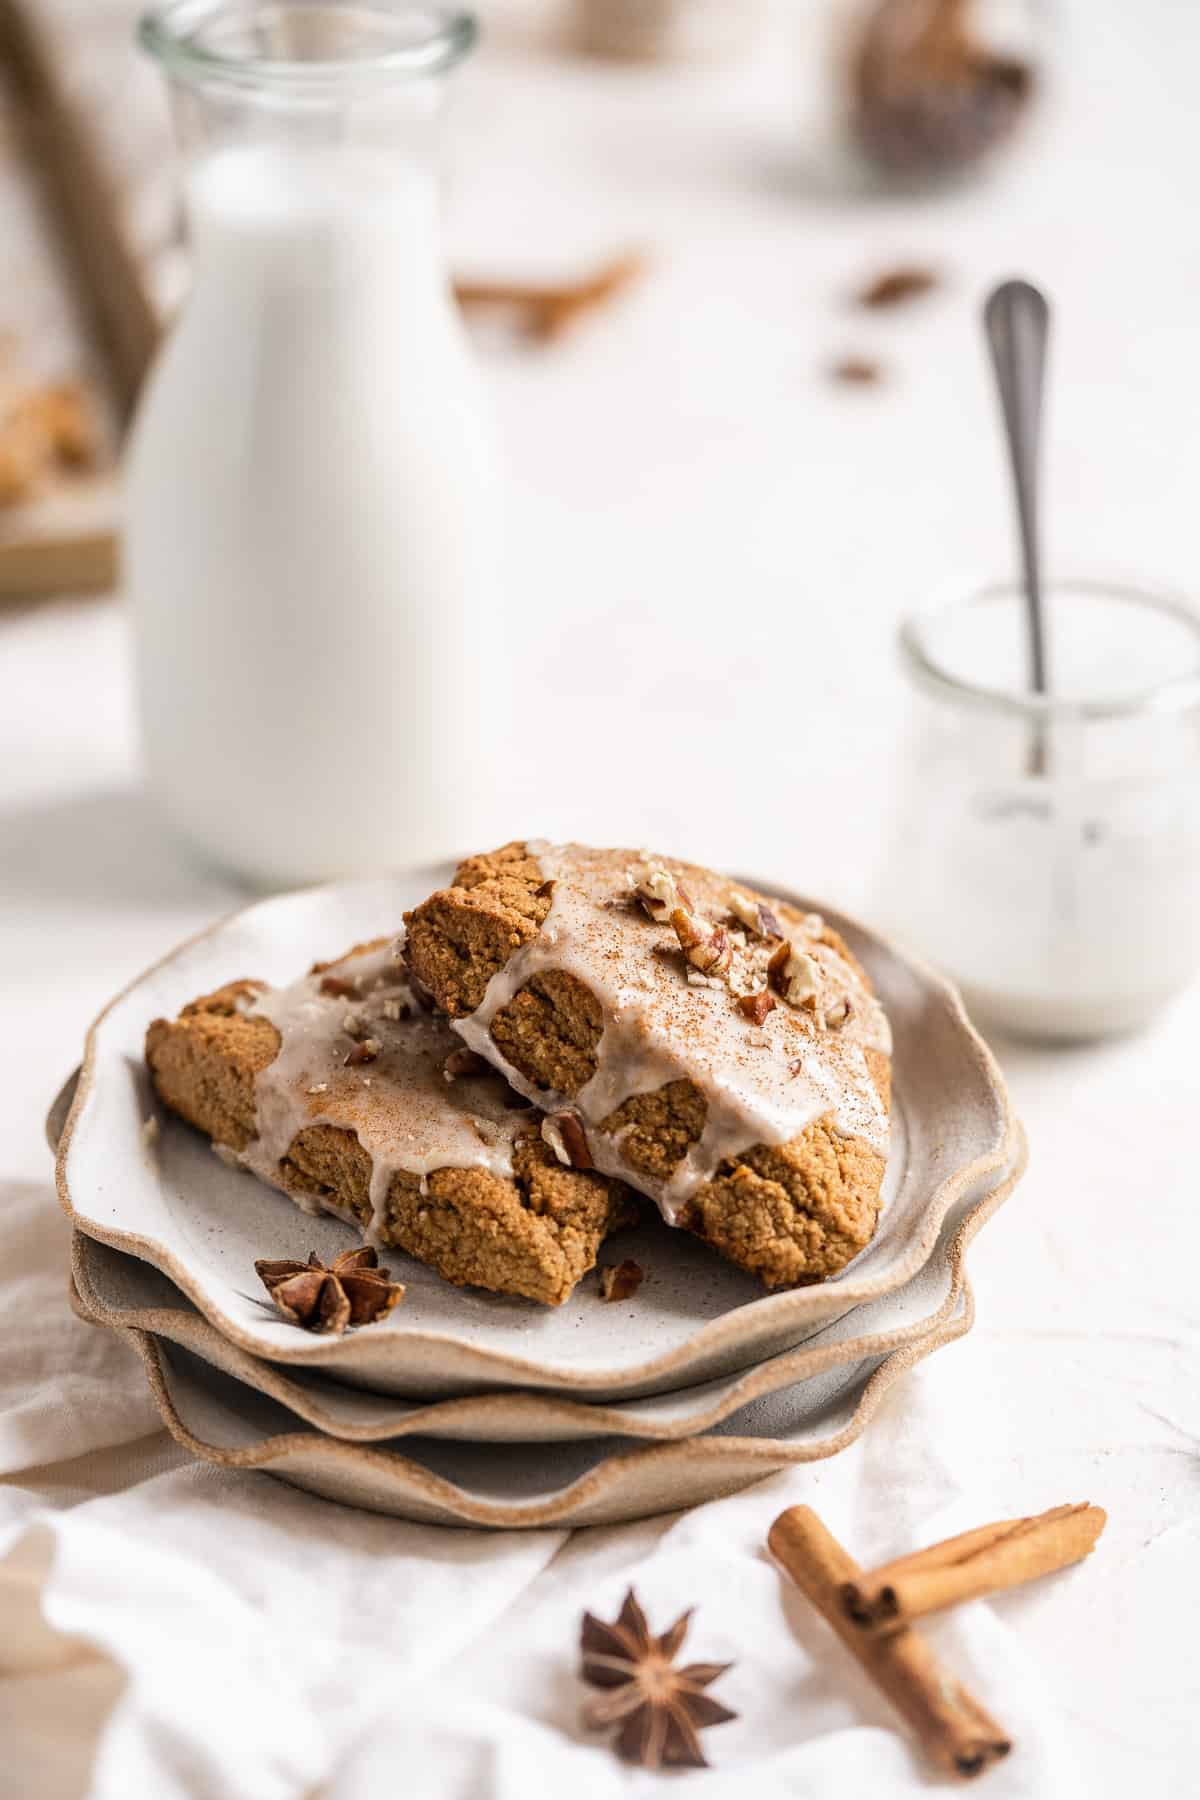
[{"left": 52, "top": 871, "right": 1024, "bottom": 1529}]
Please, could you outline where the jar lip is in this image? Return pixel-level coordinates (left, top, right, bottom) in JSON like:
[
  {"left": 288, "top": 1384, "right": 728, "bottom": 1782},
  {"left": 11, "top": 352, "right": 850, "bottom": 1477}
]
[
  {"left": 899, "top": 574, "right": 1200, "bottom": 722},
  {"left": 139, "top": 2, "right": 477, "bottom": 90}
]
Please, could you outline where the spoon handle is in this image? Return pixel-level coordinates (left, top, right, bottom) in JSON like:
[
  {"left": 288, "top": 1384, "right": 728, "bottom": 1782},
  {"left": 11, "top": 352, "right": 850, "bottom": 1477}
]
[{"left": 983, "top": 279, "right": 1051, "bottom": 696}]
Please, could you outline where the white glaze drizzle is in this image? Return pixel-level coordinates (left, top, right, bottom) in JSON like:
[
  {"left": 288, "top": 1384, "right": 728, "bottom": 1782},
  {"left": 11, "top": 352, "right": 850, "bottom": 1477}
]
[
  {"left": 240, "top": 944, "right": 531, "bottom": 1243},
  {"left": 453, "top": 844, "right": 891, "bottom": 1225}
]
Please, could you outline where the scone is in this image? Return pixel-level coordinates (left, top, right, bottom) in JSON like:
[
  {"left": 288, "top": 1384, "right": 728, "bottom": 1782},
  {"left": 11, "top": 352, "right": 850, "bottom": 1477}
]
[
  {"left": 403, "top": 844, "right": 892, "bottom": 1290},
  {"left": 146, "top": 939, "right": 638, "bottom": 1307}
]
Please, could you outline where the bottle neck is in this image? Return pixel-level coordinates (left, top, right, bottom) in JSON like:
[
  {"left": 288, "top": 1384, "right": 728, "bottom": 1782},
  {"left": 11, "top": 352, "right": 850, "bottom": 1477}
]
[
  {"left": 142, "top": 0, "right": 476, "bottom": 97},
  {"left": 145, "top": 1, "right": 471, "bottom": 284},
  {"left": 185, "top": 138, "right": 445, "bottom": 300}
]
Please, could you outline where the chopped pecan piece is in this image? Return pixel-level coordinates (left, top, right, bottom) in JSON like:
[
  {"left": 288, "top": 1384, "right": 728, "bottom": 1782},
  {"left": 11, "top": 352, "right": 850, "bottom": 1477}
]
[
  {"left": 670, "top": 908, "right": 733, "bottom": 978},
  {"left": 628, "top": 860, "right": 679, "bottom": 920},
  {"left": 757, "top": 901, "right": 783, "bottom": 939},
  {"left": 599, "top": 1260, "right": 644, "bottom": 1302},
  {"left": 686, "top": 969, "right": 723, "bottom": 989},
  {"left": 769, "top": 940, "right": 819, "bottom": 1009},
  {"left": 736, "top": 989, "right": 777, "bottom": 1026},
  {"left": 543, "top": 1110, "right": 593, "bottom": 1170},
  {"left": 729, "top": 890, "right": 784, "bottom": 941},
  {"left": 319, "top": 974, "right": 359, "bottom": 999},
  {"left": 830, "top": 355, "right": 883, "bottom": 386},
  {"left": 856, "top": 266, "right": 938, "bottom": 310}
]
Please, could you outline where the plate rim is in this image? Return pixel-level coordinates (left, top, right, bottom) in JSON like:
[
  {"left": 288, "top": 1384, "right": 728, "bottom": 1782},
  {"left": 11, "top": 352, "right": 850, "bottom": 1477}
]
[
  {"left": 68, "top": 1125, "right": 1025, "bottom": 1441},
  {"left": 54, "top": 870, "right": 1017, "bottom": 1391},
  {"left": 83, "top": 1288, "right": 977, "bottom": 1529}
]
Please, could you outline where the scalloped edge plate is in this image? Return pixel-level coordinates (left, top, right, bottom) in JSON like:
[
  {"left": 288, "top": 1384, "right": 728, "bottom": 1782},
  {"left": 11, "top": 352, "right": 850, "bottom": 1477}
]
[
  {"left": 71, "top": 1288, "right": 977, "bottom": 1529},
  {"left": 68, "top": 1126, "right": 1024, "bottom": 1442},
  {"left": 55, "top": 869, "right": 1016, "bottom": 1400}
]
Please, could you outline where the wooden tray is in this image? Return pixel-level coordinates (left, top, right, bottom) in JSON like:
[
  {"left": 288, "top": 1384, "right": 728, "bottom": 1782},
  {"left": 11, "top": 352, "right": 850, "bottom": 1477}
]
[{"left": 0, "top": 0, "right": 163, "bottom": 597}]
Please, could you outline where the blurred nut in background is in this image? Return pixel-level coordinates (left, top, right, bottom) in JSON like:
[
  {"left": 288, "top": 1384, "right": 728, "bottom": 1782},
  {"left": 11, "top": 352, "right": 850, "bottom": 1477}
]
[
  {"left": 572, "top": 0, "right": 765, "bottom": 63},
  {"left": 0, "top": 378, "right": 100, "bottom": 508},
  {"left": 845, "top": 0, "right": 1042, "bottom": 179}
]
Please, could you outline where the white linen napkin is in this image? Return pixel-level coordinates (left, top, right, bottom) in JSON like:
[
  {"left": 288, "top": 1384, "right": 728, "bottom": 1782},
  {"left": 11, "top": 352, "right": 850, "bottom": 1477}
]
[{"left": 1, "top": 1180, "right": 1090, "bottom": 1800}]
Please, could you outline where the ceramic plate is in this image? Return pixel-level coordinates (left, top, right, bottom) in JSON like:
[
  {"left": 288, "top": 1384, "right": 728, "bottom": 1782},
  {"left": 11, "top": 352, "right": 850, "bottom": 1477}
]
[
  {"left": 55, "top": 870, "right": 1016, "bottom": 1400},
  {"left": 73, "top": 1290, "right": 975, "bottom": 1529},
  {"left": 67, "top": 1125, "right": 1024, "bottom": 1442}
]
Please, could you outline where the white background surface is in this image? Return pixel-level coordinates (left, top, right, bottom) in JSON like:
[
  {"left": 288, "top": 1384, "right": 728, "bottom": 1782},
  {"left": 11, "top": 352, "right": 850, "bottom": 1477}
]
[{"left": 1, "top": 1, "right": 1197, "bottom": 1793}]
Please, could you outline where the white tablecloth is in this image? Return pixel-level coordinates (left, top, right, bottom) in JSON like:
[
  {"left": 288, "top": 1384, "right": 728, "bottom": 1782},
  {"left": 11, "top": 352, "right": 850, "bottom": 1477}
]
[{"left": 1, "top": 2, "right": 1196, "bottom": 1793}]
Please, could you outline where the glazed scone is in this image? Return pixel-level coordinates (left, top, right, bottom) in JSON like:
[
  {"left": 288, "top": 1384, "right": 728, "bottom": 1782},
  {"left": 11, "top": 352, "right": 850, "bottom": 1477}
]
[
  {"left": 403, "top": 844, "right": 892, "bottom": 1290},
  {"left": 145, "top": 940, "right": 638, "bottom": 1307}
]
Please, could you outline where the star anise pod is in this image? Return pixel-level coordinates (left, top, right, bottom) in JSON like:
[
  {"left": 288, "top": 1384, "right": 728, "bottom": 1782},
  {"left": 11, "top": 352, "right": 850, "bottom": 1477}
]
[
  {"left": 254, "top": 1247, "right": 404, "bottom": 1335},
  {"left": 580, "top": 1589, "right": 737, "bottom": 1769}
]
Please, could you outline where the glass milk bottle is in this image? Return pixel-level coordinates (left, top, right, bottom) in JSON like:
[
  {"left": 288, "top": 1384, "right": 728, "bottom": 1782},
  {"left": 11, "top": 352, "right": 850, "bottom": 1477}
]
[{"left": 127, "top": 3, "right": 499, "bottom": 887}]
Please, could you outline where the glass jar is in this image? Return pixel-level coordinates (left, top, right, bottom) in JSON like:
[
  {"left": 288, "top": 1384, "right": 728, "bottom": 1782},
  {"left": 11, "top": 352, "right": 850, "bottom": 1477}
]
[
  {"left": 127, "top": 2, "right": 500, "bottom": 889},
  {"left": 879, "top": 578, "right": 1200, "bottom": 1040}
]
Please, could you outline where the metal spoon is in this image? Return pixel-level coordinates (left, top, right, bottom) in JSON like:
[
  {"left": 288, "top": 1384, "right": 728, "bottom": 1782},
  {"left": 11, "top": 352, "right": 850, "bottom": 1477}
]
[{"left": 983, "top": 278, "right": 1052, "bottom": 713}]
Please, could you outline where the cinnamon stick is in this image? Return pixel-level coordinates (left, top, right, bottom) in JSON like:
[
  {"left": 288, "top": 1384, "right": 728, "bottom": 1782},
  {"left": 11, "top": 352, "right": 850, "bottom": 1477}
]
[
  {"left": 454, "top": 252, "right": 644, "bottom": 342},
  {"left": 768, "top": 1506, "right": 1011, "bottom": 1780},
  {"left": 842, "top": 1503, "right": 1106, "bottom": 1637}
]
